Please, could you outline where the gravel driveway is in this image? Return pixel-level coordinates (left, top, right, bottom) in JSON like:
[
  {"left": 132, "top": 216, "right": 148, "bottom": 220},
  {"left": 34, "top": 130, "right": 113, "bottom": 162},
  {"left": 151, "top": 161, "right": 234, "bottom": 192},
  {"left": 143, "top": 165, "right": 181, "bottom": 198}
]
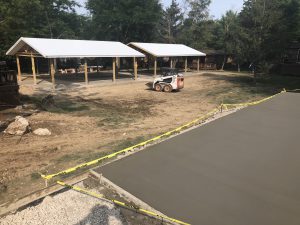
[{"left": 0, "top": 185, "right": 124, "bottom": 225}]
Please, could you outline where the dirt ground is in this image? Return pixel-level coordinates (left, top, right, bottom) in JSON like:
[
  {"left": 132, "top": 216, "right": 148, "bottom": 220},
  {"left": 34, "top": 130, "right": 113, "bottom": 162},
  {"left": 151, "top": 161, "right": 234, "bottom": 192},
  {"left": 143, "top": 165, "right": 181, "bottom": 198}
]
[{"left": 0, "top": 71, "right": 298, "bottom": 206}]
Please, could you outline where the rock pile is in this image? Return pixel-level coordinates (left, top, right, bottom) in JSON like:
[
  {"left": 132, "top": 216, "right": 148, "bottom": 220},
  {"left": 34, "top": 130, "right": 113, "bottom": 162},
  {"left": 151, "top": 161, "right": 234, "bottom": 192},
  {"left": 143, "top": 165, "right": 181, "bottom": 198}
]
[{"left": 4, "top": 116, "right": 30, "bottom": 135}]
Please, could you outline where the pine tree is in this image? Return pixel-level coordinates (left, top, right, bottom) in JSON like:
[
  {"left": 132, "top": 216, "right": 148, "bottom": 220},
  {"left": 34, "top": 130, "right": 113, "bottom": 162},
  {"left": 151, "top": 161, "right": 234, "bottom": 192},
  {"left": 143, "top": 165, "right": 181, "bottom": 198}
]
[
  {"left": 160, "top": 0, "right": 184, "bottom": 43},
  {"left": 86, "top": 0, "right": 163, "bottom": 43}
]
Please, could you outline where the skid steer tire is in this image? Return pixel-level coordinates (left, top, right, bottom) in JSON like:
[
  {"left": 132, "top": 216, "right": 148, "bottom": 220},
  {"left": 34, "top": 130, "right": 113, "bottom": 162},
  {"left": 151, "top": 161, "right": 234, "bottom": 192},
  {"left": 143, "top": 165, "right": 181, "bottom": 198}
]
[
  {"left": 154, "top": 83, "right": 162, "bottom": 92},
  {"left": 163, "top": 85, "right": 172, "bottom": 93}
]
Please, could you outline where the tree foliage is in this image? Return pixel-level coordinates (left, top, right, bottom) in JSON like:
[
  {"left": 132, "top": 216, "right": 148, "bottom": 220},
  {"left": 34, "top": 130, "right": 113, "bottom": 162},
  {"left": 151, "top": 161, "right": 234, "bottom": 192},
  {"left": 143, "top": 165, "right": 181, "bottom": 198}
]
[
  {"left": 186, "top": 0, "right": 211, "bottom": 23},
  {"left": 159, "top": 0, "right": 184, "bottom": 43},
  {"left": 179, "top": 0, "right": 213, "bottom": 49},
  {"left": 0, "top": 0, "right": 85, "bottom": 57},
  {"left": 86, "top": 0, "right": 162, "bottom": 43},
  {"left": 0, "top": 0, "right": 299, "bottom": 73},
  {"left": 239, "top": 0, "right": 300, "bottom": 65}
]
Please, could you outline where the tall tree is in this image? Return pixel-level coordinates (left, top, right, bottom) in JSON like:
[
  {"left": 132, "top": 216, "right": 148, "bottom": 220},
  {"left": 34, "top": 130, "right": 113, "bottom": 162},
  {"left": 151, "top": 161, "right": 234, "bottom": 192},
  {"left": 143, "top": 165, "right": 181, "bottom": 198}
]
[
  {"left": 186, "top": 0, "right": 211, "bottom": 23},
  {"left": 215, "top": 10, "right": 244, "bottom": 70},
  {"left": 160, "top": 0, "right": 184, "bottom": 43},
  {"left": 239, "top": 0, "right": 300, "bottom": 71},
  {"left": 86, "top": 0, "right": 163, "bottom": 43},
  {"left": 179, "top": 0, "right": 212, "bottom": 49}
]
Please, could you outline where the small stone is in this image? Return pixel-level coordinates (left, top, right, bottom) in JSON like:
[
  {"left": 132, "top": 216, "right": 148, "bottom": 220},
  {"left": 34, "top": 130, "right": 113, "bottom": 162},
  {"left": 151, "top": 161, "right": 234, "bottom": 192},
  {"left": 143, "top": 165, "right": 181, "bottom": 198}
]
[
  {"left": 33, "top": 128, "right": 51, "bottom": 136},
  {"left": 4, "top": 116, "right": 29, "bottom": 135}
]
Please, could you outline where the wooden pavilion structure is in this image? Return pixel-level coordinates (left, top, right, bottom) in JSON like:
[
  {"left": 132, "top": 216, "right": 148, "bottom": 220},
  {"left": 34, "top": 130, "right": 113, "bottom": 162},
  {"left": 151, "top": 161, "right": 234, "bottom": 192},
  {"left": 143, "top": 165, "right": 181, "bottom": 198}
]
[
  {"left": 6, "top": 38, "right": 145, "bottom": 86},
  {"left": 128, "top": 42, "right": 206, "bottom": 76}
]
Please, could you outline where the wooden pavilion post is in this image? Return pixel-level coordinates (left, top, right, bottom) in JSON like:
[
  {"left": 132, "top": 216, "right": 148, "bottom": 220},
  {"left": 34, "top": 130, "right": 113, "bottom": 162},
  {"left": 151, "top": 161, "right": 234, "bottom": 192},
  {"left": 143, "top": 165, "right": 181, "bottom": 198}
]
[
  {"left": 154, "top": 57, "right": 157, "bottom": 77},
  {"left": 133, "top": 57, "right": 138, "bottom": 80},
  {"left": 170, "top": 58, "right": 173, "bottom": 68},
  {"left": 185, "top": 57, "right": 188, "bottom": 73},
  {"left": 84, "top": 58, "right": 88, "bottom": 85},
  {"left": 197, "top": 57, "right": 200, "bottom": 72},
  {"left": 16, "top": 55, "right": 22, "bottom": 82},
  {"left": 50, "top": 59, "right": 55, "bottom": 86},
  {"left": 31, "top": 54, "right": 37, "bottom": 85},
  {"left": 36, "top": 58, "right": 39, "bottom": 75},
  {"left": 112, "top": 57, "right": 116, "bottom": 82}
]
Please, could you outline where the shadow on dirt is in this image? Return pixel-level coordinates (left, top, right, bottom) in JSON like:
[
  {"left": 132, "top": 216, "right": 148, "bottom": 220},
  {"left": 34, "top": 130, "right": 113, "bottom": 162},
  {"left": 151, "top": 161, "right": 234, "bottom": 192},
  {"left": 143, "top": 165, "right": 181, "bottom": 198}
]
[
  {"left": 19, "top": 93, "right": 165, "bottom": 127},
  {"left": 202, "top": 72, "right": 300, "bottom": 94},
  {"left": 202, "top": 73, "right": 300, "bottom": 92}
]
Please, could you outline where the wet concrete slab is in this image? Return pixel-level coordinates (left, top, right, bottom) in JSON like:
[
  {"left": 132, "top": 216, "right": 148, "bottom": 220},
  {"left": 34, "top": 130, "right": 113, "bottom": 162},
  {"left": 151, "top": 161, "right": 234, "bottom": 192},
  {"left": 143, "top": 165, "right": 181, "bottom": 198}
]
[{"left": 97, "top": 92, "right": 300, "bottom": 225}]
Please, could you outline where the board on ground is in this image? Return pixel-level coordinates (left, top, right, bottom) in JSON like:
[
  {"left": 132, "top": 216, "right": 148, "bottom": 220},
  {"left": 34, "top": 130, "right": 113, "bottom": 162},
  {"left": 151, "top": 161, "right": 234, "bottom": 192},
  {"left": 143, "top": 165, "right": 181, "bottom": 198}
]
[{"left": 96, "top": 92, "right": 300, "bottom": 225}]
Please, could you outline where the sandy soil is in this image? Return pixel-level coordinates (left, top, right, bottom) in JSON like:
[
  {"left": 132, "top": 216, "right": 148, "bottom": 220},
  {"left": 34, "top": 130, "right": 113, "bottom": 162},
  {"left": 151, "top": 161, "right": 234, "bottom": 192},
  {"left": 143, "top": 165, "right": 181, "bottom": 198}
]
[{"left": 0, "top": 71, "right": 276, "bottom": 205}]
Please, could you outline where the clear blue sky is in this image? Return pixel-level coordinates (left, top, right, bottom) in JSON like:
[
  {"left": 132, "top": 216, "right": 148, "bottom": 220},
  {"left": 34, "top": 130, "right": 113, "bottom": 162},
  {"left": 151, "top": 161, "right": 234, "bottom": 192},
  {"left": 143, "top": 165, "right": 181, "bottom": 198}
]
[{"left": 76, "top": 0, "right": 244, "bottom": 19}]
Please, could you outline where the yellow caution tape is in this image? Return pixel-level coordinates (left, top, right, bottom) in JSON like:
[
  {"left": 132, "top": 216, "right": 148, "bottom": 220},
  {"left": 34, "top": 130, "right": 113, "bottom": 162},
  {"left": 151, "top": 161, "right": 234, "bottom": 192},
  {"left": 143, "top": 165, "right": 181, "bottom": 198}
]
[
  {"left": 221, "top": 90, "right": 286, "bottom": 109},
  {"left": 42, "top": 89, "right": 287, "bottom": 181},
  {"left": 57, "top": 180, "right": 191, "bottom": 225}
]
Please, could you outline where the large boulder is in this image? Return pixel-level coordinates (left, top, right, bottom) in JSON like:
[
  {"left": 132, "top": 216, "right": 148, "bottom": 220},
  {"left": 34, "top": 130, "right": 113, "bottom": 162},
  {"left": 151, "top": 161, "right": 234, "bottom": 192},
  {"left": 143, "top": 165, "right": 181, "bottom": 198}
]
[
  {"left": 4, "top": 116, "right": 29, "bottom": 135},
  {"left": 33, "top": 128, "right": 51, "bottom": 136}
]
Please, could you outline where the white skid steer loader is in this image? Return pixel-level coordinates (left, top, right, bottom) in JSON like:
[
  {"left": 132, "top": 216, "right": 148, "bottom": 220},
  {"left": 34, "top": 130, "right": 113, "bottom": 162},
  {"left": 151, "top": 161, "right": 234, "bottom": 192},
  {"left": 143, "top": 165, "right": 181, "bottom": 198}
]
[{"left": 152, "top": 68, "right": 184, "bottom": 92}]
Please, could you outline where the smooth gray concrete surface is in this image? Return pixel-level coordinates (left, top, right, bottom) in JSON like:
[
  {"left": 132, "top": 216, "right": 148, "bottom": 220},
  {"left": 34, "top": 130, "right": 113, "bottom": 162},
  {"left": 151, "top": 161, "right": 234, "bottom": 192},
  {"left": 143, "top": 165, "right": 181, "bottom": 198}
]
[{"left": 98, "top": 92, "right": 300, "bottom": 225}]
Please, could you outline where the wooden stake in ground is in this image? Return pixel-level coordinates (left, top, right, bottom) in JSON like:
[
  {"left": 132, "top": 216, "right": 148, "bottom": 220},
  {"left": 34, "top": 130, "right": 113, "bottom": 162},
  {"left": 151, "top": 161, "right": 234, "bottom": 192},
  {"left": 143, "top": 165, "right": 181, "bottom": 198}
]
[
  {"left": 84, "top": 58, "right": 88, "bottom": 85},
  {"left": 16, "top": 55, "right": 22, "bottom": 82},
  {"left": 31, "top": 54, "right": 36, "bottom": 85},
  {"left": 112, "top": 58, "right": 116, "bottom": 82},
  {"left": 133, "top": 57, "right": 138, "bottom": 80},
  {"left": 50, "top": 59, "right": 55, "bottom": 87},
  {"left": 154, "top": 57, "right": 157, "bottom": 77}
]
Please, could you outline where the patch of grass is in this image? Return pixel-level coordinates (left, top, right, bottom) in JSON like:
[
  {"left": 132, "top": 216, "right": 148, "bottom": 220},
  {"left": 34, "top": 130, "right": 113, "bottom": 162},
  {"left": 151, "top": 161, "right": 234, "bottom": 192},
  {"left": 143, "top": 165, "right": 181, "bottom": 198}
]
[
  {"left": 47, "top": 102, "right": 90, "bottom": 113},
  {"left": 21, "top": 93, "right": 162, "bottom": 128},
  {"left": 20, "top": 94, "right": 90, "bottom": 113},
  {"left": 20, "top": 95, "right": 43, "bottom": 107},
  {"left": 202, "top": 73, "right": 300, "bottom": 105},
  {"left": 79, "top": 151, "right": 108, "bottom": 163},
  {"left": 54, "top": 154, "right": 81, "bottom": 164},
  {"left": 256, "top": 75, "right": 300, "bottom": 90},
  {"left": 30, "top": 172, "right": 41, "bottom": 180},
  {"left": 113, "top": 136, "right": 147, "bottom": 151}
]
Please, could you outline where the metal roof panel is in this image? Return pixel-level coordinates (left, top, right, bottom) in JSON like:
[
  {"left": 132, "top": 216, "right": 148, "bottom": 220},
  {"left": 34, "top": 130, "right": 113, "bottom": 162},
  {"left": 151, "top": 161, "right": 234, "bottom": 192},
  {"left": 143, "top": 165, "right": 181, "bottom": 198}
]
[
  {"left": 129, "top": 42, "right": 206, "bottom": 57},
  {"left": 6, "top": 38, "right": 145, "bottom": 58}
]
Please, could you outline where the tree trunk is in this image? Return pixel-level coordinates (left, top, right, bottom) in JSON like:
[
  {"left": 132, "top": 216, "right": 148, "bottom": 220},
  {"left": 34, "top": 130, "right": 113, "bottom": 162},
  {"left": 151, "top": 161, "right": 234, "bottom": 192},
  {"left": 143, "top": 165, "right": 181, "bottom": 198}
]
[
  {"left": 253, "top": 65, "right": 257, "bottom": 86},
  {"left": 221, "top": 55, "right": 226, "bottom": 70},
  {"left": 238, "top": 63, "right": 240, "bottom": 72}
]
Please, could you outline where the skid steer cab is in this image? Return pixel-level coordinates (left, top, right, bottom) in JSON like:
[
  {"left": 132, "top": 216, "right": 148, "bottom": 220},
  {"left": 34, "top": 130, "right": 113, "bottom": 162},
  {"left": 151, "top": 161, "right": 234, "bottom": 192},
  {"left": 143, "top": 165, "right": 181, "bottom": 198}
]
[{"left": 153, "top": 68, "right": 184, "bottom": 92}]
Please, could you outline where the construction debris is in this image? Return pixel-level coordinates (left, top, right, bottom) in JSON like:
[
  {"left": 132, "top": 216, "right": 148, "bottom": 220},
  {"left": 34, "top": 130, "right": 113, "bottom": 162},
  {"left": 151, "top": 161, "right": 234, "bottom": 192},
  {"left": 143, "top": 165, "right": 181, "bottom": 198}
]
[{"left": 4, "top": 116, "right": 29, "bottom": 135}]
